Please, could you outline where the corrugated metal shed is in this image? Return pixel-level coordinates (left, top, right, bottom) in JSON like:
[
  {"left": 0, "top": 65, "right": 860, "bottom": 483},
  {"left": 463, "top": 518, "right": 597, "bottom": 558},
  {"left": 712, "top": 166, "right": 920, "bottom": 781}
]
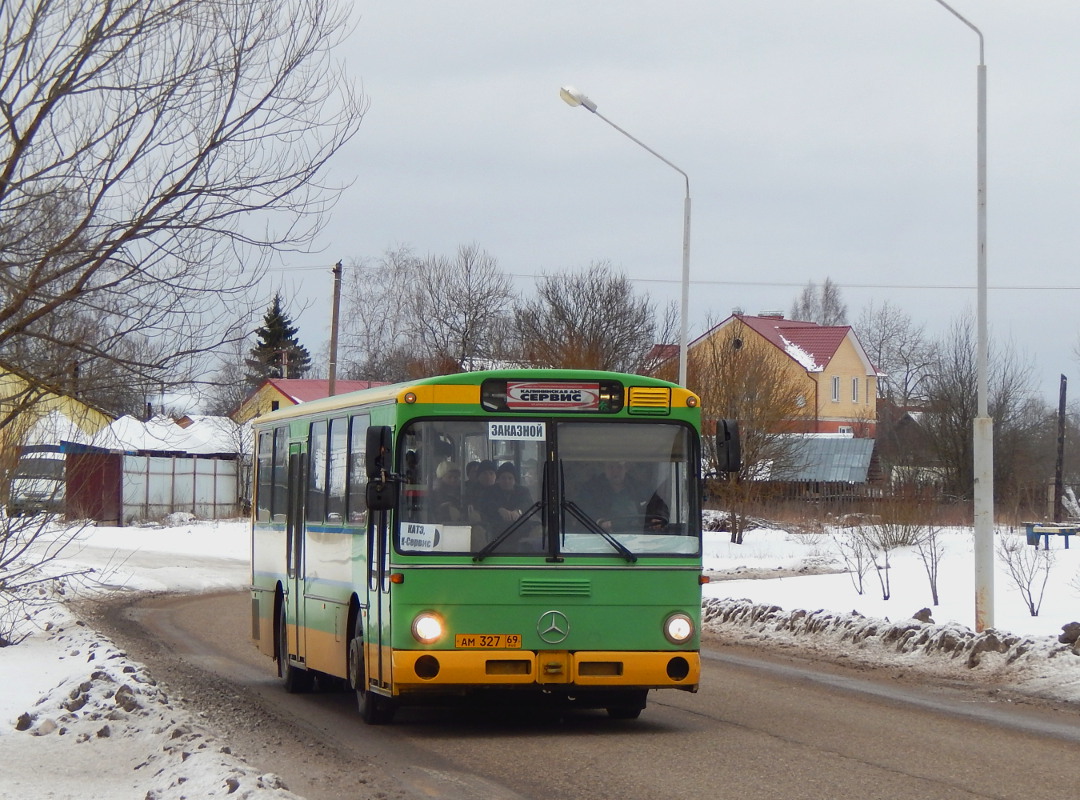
[{"left": 781, "top": 437, "right": 875, "bottom": 483}]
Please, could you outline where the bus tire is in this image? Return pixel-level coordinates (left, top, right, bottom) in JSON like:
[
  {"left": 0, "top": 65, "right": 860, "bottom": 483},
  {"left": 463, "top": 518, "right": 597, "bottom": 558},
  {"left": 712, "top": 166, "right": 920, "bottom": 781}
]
[
  {"left": 359, "top": 686, "right": 396, "bottom": 725},
  {"left": 349, "top": 618, "right": 396, "bottom": 725},
  {"left": 278, "top": 602, "right": 313, "bottom": 693}
]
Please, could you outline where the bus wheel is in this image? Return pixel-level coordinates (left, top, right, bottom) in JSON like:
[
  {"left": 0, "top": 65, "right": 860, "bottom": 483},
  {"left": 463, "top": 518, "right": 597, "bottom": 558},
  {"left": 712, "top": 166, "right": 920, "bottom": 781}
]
[
  {"left": 348, "top": 620, "right": 396, "bottom": 725},
  {"left": 359, "top": 685, "right": 396, "bottom": 725},
  {"left": 606, "top": 690, "right": 647, "bottom": 720},
  {"left": 278, "top": 603, "right": 313, "bottom": 693}
]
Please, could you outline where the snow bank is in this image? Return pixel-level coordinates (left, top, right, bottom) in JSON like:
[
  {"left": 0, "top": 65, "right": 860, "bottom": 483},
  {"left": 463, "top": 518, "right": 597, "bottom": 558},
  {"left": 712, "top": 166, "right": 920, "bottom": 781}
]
[
  {"left": 704, "top": 597, "right": 1080, "bottom": 704},
  {"left": 2, "top": 602, "right": 302, "bottom": 800}
]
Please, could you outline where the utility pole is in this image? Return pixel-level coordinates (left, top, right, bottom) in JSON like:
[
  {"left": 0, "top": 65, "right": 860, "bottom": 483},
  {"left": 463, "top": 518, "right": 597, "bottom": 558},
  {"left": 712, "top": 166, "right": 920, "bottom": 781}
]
[
  {"left": 1054, "top": 374, "right": 1067, "bottom": 522},
  {"left": 931, "top": 0, "right": 993, "bottom": 632},
  {"left": 328, "top": 261, "right": 342, "bottom": 396}
]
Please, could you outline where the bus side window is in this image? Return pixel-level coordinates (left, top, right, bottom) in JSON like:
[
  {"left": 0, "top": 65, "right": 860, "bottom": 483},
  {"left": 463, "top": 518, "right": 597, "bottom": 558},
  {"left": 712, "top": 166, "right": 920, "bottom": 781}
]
[
  {"left": 327, "top": 417, "right": 348, "bottom": 523},
  {"left": 347, "top": 415, "right": 370, "bottom": 524},
  {"left": 256, "top": 431, "right": 273, "bottom": 522},
  {"left": 307, "top": 420, "right": 328, "bottom": 522},
  {"left": 272, "top": 427, "right": 288, "bottom": 522}
]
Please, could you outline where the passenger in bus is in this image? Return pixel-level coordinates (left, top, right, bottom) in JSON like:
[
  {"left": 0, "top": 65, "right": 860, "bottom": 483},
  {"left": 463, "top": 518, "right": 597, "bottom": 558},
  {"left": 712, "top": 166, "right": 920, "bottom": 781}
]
[
  {"left": 479, "top": 462, "right": 542, "bottom": 550},
  {"left": 404, "top": 450, "right": 420, "bottom": 484},
  {"left": 580, "top": 461, "right": 668, "bottom": 531},
  {"left": 465, "top": 460, "right": 480, "bottom": 484},
  {"left": 465, "top": 459, "right": 496, "bottom": 510},
  {"left": 481, "top": 462, "right": 532, "bottom": 525},
  {"left": 428, "top": 460, "right": 465, "bottom": 522}
]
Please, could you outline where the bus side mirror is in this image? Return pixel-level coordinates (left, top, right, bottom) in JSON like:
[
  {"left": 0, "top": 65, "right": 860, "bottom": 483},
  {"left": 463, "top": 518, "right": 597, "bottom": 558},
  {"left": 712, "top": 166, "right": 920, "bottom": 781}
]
[
  {"left": 716, "top": 419, "right": 741, "bottom": 473},
  {"left": 366, "top": 478, "right": 399, "bottom": 511},
  {"left": 365, "top": 425, "right": 392, "bottom": 479}
]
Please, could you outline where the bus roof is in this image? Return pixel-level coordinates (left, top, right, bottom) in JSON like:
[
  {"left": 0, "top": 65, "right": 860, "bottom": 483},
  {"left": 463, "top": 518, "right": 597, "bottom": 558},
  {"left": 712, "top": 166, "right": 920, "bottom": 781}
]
[{"left": 251, "top": 368, "right": 691, "bottom": 427}]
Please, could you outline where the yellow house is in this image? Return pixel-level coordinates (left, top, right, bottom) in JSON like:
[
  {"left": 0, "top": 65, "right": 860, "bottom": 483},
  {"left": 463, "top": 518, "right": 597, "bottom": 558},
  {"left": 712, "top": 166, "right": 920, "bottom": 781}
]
[
  {"left": 687, "top": 314, "right": 879, "bottom": 437},
  {"left": 0, "top": 368, "right": 113, "bottom": 465},
  {"left": 232, "top": 379, "right": 387, "bottom": 423}
]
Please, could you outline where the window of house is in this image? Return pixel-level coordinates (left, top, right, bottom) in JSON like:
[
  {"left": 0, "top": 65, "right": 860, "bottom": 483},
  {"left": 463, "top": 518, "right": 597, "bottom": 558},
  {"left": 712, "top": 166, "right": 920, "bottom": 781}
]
[
  {"left": 851, "top": 377, "right": 859, "bottom": 403},
  {"left": 831, "top": 376, "right": 840, "bottom": 402},
  {"left": 838, "top": 425, "right": 853, "bottom": 435}
]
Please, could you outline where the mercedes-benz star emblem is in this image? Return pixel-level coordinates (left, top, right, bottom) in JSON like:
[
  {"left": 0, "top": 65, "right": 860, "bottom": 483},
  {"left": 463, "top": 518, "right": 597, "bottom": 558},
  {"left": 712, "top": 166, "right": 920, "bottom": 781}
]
[{"left": 537, "top": 610, "right": 569, "bottom": 644}]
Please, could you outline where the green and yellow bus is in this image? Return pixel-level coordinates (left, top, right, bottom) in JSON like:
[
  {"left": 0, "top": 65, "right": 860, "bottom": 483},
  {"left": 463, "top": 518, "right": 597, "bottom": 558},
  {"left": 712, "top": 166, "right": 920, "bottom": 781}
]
[{"left": 250, "top": 369, "right": 738, "bottom": 723}]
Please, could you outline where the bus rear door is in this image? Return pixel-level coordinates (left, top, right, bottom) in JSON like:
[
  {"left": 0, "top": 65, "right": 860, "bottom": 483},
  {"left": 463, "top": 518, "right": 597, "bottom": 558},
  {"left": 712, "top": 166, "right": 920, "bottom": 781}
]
[{"left": 285, "top": 446, "right": 307, "bottom": 668}]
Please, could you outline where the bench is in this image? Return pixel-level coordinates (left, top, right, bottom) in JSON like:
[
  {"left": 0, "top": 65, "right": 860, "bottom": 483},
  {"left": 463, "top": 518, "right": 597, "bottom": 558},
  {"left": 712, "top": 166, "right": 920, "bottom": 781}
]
[{"left": 1024, "top": 522, "right": 1079, "bottom": 550}]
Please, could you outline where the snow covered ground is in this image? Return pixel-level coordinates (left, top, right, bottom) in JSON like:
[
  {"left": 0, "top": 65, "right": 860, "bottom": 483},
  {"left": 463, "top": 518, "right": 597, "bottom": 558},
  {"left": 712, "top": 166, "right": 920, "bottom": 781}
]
[
  {"left": 1, "top": 518, "right": 303, "bottom": 800},
  {"left": 2, "top": 514, "right": 1080, "bottom": 799},
  {"left": 701, "top": 517, "right": 1080, "bottom": 704}
]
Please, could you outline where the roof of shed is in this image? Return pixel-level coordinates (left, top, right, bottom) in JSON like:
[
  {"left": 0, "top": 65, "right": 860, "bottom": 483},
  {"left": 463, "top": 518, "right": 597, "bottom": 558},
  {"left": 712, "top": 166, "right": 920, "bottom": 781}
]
[{"left": 780, "top": 436, "right": 875, "bottom": 483}]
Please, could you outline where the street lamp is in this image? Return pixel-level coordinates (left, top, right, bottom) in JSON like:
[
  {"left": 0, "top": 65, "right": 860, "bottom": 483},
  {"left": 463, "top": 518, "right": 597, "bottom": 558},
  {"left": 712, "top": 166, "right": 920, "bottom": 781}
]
[
  {"left": 931, "top": 0, "right": 993, "bottom": 631},
  {"left": 560, "top": 86, "right": 692, "bottom": 387}
]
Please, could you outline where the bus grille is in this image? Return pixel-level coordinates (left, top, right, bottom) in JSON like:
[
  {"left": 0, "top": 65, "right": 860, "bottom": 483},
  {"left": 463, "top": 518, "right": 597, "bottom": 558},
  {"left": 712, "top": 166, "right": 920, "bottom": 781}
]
[
  {"left": 519, "top": 578, "right": 591, "bottom": 597},
  {"left": 627, "top": 386, "right": 671, "bottom": 415}
]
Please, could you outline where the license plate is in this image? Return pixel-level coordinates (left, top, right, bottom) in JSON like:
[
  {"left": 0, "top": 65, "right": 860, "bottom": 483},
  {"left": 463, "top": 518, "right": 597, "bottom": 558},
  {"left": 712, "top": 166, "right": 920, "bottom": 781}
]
[{"left": 454, "top": 633, "right": 522, "bottom": 649}]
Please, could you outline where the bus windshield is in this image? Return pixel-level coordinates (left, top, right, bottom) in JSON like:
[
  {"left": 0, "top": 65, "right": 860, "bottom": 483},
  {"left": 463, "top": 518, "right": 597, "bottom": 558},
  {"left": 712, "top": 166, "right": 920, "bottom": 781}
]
[{"left": 396, "top": 419, "right": 697, "bottom": 558}]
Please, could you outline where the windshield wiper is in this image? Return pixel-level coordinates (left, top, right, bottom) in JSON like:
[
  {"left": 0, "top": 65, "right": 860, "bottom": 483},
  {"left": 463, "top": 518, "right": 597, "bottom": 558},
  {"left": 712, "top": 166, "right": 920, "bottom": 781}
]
[
  {"left": 473, "top": 501, "right": 543, "bottom": 562},
  {"left": 563, "top": 501, "right": 637, "bottom": 563}
]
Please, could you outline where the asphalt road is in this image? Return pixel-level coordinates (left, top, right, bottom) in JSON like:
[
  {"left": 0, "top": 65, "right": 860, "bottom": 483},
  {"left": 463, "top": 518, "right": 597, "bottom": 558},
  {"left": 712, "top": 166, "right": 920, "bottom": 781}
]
[{"left": 88, "top": 590, "right": 1080, "bottom": 800}]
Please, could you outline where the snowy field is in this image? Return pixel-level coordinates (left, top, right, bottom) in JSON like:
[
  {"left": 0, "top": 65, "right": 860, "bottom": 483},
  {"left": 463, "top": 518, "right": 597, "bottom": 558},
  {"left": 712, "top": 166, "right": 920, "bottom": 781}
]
[
  {"left": 2, "top": 515, "right": 1080, "bottom": 799},
  {"left": 700, "top": 516, "right": 1080, "bottom": 705}
]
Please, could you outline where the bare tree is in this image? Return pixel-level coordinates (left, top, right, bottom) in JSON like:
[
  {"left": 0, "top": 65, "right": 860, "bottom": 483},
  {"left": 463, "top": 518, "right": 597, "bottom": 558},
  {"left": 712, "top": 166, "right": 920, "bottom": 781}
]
[
  {"left": 997, "top": 534, "right": 1054, "bottom": 617},
  {"left": 203, "top": 325, "right": 257, "bottom": 417},
  {"left": 0, "top": 0, "right": 365, "bottom": 420},
  {"left": 690, "top": 318, "right": 812, "bottom": 541},
  {"left": 407, "top": 244, "right": 515, "bottom": 373},
  {"left": 1, "top": 0, "right": 363, "bottom": 642},
  {"left": 512, "top": 261, "right": 665, "bottom": 372},
  {"left": 922, "top": 314, "right": 1044, "bottom": 502},
  {"left": 857, "top": 299, "right": 939, "bottom": 486},
  {"left": 339, "top": 246, "right": 422, "bottom": 382},
  {"left": 692, "top": 318, "right": 811, "bottom": 481},
  {"left": 832, "top": 528, "right": 873, "bottom": 595},
  {"left": 339, "top": 244, "right": 513, "bottom": 379},
  {"left": 0, "top": 515, "right": 95, "bottom": 645},
  {"left": 914, "top": 522, "right": 945, "bottom": 606},
  {"left": 789, "top": 278, "right": 848, "bottom": 326},
  {"left": 856, "top": 300, "right": 937, "bottom": 406}
]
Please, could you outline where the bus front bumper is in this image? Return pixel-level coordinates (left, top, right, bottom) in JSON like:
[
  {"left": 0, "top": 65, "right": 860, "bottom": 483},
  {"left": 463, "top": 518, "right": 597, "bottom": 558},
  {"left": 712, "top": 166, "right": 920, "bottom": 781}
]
[{"left": 390, "top": 649, "right": 699, "bottom": 693}]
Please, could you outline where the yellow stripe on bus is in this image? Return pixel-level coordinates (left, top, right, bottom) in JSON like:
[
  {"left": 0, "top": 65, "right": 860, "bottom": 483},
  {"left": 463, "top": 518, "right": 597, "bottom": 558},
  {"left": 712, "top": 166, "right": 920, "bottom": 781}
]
[{"left": 398, "top": 384, "right": 481, "bottom": 406}]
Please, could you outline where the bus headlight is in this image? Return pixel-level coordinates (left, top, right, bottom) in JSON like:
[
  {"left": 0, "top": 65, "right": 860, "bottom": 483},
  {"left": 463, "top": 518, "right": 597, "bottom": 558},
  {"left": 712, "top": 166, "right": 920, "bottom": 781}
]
[
  {"left": 411, "top": 612, "right": 444, "bottom": 644},
  {"left": 664, "top": 612, "right": 694, "bottom": 644}
]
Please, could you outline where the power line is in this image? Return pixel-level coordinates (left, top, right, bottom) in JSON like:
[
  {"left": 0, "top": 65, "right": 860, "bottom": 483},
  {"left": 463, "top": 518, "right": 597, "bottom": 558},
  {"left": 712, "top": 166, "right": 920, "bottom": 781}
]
[
  {"left": 265, "top": 264, "right": 339, "bottom": 272},
  {"left": 506, "top": 274, "right": 1080, "bottom": 291},
  {"left": 266, "top": 263, "right": 1080, "bottom": 292}
]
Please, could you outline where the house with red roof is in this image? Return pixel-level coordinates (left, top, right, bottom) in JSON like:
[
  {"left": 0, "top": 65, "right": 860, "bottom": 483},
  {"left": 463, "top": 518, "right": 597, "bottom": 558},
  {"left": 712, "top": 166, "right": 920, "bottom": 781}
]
[
  {"left": 687, "top": 314, "right": 879, "bottom": 437},
  {"left": 232, "top": 378, "right": 386, "bottom": 423}
]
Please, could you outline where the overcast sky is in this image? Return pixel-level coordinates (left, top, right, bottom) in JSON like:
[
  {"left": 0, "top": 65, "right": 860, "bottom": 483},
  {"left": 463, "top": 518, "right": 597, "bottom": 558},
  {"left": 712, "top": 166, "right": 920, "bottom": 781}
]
[{"left": 269, "top": 1, "right": 1080, "bottom": 404}]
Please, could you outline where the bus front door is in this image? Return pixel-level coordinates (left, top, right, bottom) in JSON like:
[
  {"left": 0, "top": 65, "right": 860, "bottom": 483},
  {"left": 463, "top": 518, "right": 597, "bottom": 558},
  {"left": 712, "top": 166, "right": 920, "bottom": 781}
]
[
  {"left": 366, "top": 506, "right": 392, "bottom": 695},
  {"left": 285, "top": 448, "right": 307, "bottom": 668}
]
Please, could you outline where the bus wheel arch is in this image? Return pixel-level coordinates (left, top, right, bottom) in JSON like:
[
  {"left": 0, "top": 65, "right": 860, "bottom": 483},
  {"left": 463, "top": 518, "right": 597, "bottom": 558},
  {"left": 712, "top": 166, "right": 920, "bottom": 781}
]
[
  {"left": 346, "top": 599, "right": 363, "bottom": 692},
  {"left": 273, "top": 586, "right": 285, "bottom": 678}
]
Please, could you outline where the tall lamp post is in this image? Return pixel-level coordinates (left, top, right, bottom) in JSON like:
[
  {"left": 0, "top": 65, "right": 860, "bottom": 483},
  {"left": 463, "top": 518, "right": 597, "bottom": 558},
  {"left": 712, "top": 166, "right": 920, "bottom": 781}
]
[
  {"left": 931, "top": 0, "right": 993, "bottom": 631},
  {"left": 559, "top": 86, "right": 692, "bottom": 387}
]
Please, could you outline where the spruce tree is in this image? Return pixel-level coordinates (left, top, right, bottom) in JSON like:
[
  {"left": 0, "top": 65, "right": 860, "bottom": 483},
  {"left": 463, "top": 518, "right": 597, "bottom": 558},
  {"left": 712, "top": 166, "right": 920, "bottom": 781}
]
[{"left": 245, "top": 293, "right": 312, "bottom": 385}]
